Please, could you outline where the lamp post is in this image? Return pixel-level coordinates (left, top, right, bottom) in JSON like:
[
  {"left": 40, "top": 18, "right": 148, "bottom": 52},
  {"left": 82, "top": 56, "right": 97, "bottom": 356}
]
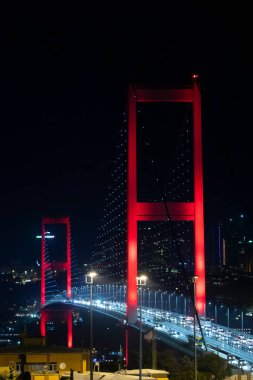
[
  {"left": 191, "top": 275, "right": 198, "bottom": 380},
  {"left": 137, "top": 275, "right": 147, "bottom": 380},
  {"left": 85, "top": 272, "right": 97, "bottom": 380}
]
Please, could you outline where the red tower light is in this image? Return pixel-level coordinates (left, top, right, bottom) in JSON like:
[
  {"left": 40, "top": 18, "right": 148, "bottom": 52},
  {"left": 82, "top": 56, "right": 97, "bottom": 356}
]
[
  {"left": 40, "top": 216, "right": 73, "bottom": 347},
  {"left": 127, "top": 82, "right": 206, "bottom": 325}
]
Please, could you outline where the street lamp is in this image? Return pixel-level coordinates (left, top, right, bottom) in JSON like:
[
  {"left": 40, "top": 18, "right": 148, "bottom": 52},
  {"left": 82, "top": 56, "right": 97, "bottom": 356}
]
[
  {"left": 191, "top": 275, "right": 198, "bottom": 380},
  {"left": 85, "top": 272, "right": 97, "bottom": 380},
  {"left": 137, "top": 275, "right": 147, "bottom": 380}
]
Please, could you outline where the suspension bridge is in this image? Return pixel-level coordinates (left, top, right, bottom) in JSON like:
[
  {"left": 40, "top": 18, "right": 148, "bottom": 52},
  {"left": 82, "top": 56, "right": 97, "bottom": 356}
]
[{"left": 39, "top": 79, "right": 253, "bottom": 370}]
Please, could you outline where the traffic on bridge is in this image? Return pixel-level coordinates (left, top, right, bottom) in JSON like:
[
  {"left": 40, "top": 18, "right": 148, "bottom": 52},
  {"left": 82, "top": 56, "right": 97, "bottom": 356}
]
[{"left": 46, "top": 286, "right": 253, "bottom": 372}]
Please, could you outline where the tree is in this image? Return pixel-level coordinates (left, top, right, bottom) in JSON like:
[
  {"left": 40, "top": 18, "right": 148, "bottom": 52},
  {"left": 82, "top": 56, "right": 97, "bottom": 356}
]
[
  {"left": 198, "top": 353, "right": 231, "bottom": 380},
  {"left": 156, "top": 349, "right": 181, "bottom": 379}
]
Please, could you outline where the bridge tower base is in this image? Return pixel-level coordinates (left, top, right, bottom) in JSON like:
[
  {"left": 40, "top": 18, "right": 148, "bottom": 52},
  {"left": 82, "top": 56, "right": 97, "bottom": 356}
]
[{"left": 40, "top": 308, "right": 73, "bottom": 348}]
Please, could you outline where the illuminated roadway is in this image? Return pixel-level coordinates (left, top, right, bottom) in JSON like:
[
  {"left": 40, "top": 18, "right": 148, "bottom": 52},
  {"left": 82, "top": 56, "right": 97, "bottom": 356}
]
[{"left": 45, "top": 294, "right": 253, "bottom": 371}]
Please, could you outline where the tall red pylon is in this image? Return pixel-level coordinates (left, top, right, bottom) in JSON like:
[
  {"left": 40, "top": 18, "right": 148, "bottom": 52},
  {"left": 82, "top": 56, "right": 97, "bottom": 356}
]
[
  {"left": 40, "top": 216, "right": 73, "bottom": 347},
  {"left": 126, "top": 79, "right": 205, "bottom": 363}
]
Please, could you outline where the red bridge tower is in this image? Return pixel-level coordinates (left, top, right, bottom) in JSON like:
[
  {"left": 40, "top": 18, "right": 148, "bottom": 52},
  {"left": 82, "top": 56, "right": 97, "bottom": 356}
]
[
  {"left": 40, "top": 216, "right": 73, "bottom": 348},
  {"left": 127, "top": 79, "right": 205, "bottom": 325}
]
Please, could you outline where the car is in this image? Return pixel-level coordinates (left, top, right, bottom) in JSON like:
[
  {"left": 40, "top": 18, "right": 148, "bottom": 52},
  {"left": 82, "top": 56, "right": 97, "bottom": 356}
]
[
  {"left": 239, "top": 359, "right": 249, "bottom": 368},
  {"left": 229, "top": 359, "right": 239, "bottom": 366},
  {"left": 242, "top": 365, "right": 251, "bottom": 371}
]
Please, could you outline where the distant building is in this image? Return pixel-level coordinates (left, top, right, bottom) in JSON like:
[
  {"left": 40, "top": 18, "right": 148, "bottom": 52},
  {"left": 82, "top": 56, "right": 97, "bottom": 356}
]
[
  {"left": 209, "top": 215, "right": 253, "bottom": 271},
  {"left": 239, "top": 244, "right": 253, "bottom": 272}
]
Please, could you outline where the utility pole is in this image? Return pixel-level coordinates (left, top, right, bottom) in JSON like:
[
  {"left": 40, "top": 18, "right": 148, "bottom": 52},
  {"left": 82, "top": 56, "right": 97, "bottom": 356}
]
[{"left": 192, "top": 276, "right": 198, "bottom": 380}]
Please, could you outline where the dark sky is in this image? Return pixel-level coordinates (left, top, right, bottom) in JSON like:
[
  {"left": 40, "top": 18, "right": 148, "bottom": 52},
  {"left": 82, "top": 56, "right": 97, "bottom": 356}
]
[{"left": 0, "top": 6, "right": 253, "bottom": 265}]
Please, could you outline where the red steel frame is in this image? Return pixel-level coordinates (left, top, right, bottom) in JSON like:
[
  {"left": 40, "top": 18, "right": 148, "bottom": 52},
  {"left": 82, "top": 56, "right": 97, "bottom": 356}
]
[
  {"left": 127, "top": 81, "right": 206, "bottom": 328},
  {"left": 40, "top": 216, "right": 72, "bottom": 347}
]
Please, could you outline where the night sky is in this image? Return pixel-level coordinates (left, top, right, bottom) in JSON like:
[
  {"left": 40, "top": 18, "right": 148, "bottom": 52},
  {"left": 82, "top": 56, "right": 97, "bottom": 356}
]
[{"left": 0, "top": 7, "right": 252, "bottom": 266}]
